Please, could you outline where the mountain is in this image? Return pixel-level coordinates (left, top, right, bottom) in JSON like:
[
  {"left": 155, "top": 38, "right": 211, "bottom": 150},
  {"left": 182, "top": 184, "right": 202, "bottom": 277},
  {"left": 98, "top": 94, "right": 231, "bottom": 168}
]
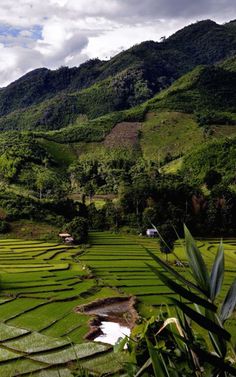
[
  {"left": 148, "top": 62, "right": 236, "bottom": 119},
  {"left": 1, "top": 19, "right": 236, "bottom": 237},
  {"left": 1, "top": 20, "right": 236, "bottom": 132}
]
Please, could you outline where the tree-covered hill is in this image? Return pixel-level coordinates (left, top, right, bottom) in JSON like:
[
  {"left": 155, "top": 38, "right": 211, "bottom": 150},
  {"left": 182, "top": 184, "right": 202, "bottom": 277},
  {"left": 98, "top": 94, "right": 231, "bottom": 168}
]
[
  {"left": 181, "top": 137, "right": 236, "bottom": 185},
  {"left": 1, "top": 20, "right": 236, "bottom": 238},
  {"left": 148, "top": 62, "right": 236, "bottom": 122},
  {"left": 1, "top": 19, "right": 236, "bottom": 131}
]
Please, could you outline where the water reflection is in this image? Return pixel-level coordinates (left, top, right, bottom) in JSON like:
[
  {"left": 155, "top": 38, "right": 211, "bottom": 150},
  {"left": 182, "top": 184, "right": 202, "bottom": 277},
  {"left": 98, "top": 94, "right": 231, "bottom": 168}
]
[{"left": 94, "top": 321, "right": 130, "bottom": 345}]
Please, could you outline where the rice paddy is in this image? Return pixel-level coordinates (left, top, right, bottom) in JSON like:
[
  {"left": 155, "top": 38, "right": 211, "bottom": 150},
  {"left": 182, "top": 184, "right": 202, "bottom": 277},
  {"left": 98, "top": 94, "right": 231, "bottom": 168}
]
[
  {"left": 0, "top": 238, "right": 124, "bottom": 376},
  {"left": 81, "top": 233, "right": 236, "bottom": 332},
  {"left": 0, "top": 233, "right": 235, "bottom": 376}
]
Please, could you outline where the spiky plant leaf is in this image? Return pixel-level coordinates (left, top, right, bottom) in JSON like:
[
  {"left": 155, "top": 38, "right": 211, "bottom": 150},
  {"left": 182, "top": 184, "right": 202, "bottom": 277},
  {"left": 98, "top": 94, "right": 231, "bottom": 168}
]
[
  {"left": 184, "top": 225, "right": 210, "bottom": 295},
  {"left": 170, "top": 298, "right": 231, "bottom": 341},
  {"left": 210, "top": 241, "right": 224, "bottom": 301},
  {"left": 206, "top": 309, "right": 227, "bottom": 358},
  {"left": 220, "top": 279, "right": 236, "bottom": 323},
  {"left": 145, "top": 248, "right": 206, "bottom": 296},
  {"left": 173, "top": 333, "right": 236, "bottom": 376},
  {"left": 134, "top": 357, "right": 152, "bottom": 377},
  {"left": 146, "top": 263, "right": 216, "bottom": 312}
]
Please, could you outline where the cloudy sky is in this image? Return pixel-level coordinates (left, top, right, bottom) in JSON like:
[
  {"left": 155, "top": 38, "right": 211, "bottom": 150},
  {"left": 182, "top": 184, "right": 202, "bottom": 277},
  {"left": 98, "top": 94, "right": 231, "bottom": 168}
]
[{"left": 0, "top": 0, "right": 235, "bottom": 87}]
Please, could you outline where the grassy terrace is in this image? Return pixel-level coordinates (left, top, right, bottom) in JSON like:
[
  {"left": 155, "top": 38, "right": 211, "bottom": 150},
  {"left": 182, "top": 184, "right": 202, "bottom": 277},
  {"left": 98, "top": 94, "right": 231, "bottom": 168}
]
[
  {"left": 0, "top": 238, "right": 125, "bottom": 376},
  {"left": 0, "top": 233, "right": 235, "bottom": 376},
  {"left": 81, "top": 232, "right": 236, "bottom": 335}
]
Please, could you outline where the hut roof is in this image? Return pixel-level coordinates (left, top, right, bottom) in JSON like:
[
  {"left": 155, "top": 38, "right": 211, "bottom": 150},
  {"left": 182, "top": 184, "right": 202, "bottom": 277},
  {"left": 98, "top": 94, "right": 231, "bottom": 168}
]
[{"left": 59, "top": 233, "right": 71, "bottom": 238}]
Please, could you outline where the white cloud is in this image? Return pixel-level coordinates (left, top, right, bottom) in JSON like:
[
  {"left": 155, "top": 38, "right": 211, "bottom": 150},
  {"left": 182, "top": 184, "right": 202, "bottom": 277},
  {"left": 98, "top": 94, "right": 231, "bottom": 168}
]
[{"left": 0, "top": 0, "right": 235, "bottom": 86}]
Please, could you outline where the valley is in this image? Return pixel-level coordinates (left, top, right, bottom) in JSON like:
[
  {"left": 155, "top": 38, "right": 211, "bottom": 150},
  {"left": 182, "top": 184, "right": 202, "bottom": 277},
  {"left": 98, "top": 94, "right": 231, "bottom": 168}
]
[
  {"left": 0, "top": 233, "right": 235, "bottom": 376},
  {"left": 0, "top": 17, "right": 235, "bottom": 376}
]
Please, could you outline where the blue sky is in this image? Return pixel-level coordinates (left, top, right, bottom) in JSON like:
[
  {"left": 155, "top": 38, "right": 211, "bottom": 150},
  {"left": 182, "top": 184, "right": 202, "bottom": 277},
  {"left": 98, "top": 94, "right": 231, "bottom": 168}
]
[
  {"left": 0, "top": 24, "right": 42, "bottom": 45},
  {"left": 0, "top": 0, "right": 235, "bottom": 87}
]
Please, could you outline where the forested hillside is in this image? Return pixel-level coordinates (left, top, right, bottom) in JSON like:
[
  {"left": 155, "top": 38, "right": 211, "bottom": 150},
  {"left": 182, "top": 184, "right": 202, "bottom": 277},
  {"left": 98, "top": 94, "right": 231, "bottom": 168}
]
[
  {"left": 1, "top": 19, "right": 236, "bottom": 239},
  {"left": 1, "top": 20, "right": 236, "bottom": 131}
]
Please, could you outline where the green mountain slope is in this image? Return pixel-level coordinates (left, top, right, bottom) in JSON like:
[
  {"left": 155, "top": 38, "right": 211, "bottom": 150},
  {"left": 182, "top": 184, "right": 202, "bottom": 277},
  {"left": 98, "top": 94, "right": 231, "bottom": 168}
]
[
  {"left": 181, "top": 138, "right": 236, "bottom": 185},
  {"left": 1, "top": 20, "right": 236, "bottom": 131},
  {"left": 1, "top": 19, "right": 236, "bottom": 208},
  {"left": 148, "top": 64, "right": 236, "bottom": 121}
]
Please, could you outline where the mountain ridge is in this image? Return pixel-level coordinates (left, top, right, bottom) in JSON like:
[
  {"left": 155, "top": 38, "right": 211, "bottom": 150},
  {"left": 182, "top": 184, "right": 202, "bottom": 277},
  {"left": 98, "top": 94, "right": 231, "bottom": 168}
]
[{"left": 1, "top": 19, "right": 236, "bottom": 130}]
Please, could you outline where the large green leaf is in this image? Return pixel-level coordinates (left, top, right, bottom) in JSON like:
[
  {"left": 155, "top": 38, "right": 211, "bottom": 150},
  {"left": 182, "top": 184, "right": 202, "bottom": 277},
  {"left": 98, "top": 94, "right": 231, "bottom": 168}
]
[
  {"left": 145, "top": 248, "right": 206, "bottom": 296},
  {"left": 210, "top": 242, "right": 224, "bottom": 301},
  {"left": 220, "top": 279, "right": 236, "bottom": 323},
  {"left": 169, "top": 298, "right": 231, "bottom": 341},
  {"left": 184, "top": 225, "right": 210, "bottom": 295},
  {"left": 146, "top": 263, "right": 216, "bottom": 312}
]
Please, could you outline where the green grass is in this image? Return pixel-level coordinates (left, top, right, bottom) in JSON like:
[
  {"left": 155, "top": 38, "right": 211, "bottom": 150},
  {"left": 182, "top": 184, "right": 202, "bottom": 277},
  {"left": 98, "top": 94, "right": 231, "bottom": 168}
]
[
  {"left": 4, "top": 332, "right": 69, "bottom": 353},
  {"left": 140, "top": 111, "right": 204, "bottom": 162},
  {"left": 0, "top": 239, "right": 126, "bottom": 376},
  {"left": 29, "top": 342, "right": 109, "bottom": 364},
  {"left": 160, "top": 157, "right": 183, "bottom": 174},
  {"left": 81, "top": 232, "right": 236, "bottom": 325},
  {"left": 0, "top": 233, "right": 235, "bottom": 376},
  {"left": 38, "top": 139, "right": 78, "bottom": 167}
]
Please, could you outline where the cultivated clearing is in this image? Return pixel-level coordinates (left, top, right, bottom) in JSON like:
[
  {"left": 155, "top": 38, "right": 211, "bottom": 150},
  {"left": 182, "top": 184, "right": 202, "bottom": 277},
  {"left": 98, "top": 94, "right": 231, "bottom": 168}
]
[
  {"left": 0, "top": 238, "right": 125, "bottom": 376},
  {"left": 81, "top": 233, "right": 236, "bottom": 334},
  {"left": 0, "top": 234, "right": 235, "bottom": 375}
]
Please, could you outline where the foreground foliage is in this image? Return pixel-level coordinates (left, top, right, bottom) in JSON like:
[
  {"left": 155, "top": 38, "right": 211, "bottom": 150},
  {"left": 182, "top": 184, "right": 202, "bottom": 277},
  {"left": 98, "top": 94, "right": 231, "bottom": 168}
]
[{"left": 128, "top": 227, "right": 236, "bottom": 376}]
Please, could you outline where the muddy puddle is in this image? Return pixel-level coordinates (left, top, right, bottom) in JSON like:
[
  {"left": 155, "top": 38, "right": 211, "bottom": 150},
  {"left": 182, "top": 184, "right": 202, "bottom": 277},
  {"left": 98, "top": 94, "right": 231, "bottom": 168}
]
[{"left": 75, "top": 296, "right": 138, "bottom": 345}]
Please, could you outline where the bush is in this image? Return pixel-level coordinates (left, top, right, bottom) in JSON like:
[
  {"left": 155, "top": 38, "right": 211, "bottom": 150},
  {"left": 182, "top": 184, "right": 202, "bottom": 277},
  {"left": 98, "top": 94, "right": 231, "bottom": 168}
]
[
  {"left": 66, "top": 217, "right": 88, "bottom": 243},
  {"left": 0, "top": 220, "right": 10, "bottom": 233}
]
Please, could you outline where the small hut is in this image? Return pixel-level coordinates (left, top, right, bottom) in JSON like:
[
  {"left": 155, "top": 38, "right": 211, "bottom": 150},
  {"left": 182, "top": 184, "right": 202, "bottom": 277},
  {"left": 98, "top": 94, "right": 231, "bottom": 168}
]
[{"left": 58, "top": 233, "right": 74, "bottom": 243}]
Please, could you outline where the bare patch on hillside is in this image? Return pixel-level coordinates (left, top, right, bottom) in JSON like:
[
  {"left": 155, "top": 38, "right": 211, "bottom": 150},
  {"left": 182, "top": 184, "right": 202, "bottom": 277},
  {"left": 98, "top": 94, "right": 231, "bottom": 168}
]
[{"left": 103, "top": 122, "right": 141, "bottom": 148}]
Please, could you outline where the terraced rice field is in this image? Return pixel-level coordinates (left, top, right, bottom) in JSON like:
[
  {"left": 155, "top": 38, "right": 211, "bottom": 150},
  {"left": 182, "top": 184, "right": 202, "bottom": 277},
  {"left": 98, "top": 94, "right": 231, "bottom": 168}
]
[
  {"left": 81, "top": 233, "right": 236, "bottom": 334},
  {"left": 0, "top": 239, "right": 125, "bottom": 376},
  {"left": 0, "top": 233, "right": 235, "bottom": 376}
]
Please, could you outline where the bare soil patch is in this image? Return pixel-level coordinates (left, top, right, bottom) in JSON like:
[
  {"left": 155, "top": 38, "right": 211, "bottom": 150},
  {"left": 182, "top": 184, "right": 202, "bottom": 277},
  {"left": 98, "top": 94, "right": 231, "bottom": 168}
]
[{"left": 103, "top": 122, "right": 141, "bottom": 148}]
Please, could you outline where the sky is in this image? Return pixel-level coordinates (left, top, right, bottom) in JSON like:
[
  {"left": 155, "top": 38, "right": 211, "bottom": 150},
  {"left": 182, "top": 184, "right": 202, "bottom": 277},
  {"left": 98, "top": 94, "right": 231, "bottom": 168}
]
[{"left": 0, "top": 0, "right": 235, "bottom": 87}]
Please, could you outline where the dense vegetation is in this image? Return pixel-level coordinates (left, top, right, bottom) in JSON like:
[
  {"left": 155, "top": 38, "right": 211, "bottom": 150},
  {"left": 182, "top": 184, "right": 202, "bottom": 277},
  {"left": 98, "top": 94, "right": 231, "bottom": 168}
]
[
  {"left": 1, "top": 126, "right": 236, "bottom": 241},
  {"left": 1, "top": 20, "right": 236, "bottom": 132},
  {"left": 0, "top": 19, "right": 236, "bottom": 242},
  {"left": 149, "top": 64, "right": 236, "bottom": 117},
  {"left": 182, "top": 138, "right": 236, "bottom": 185},
  {"left": 0, "top": 18, "right": 236, "bottom": 377}
]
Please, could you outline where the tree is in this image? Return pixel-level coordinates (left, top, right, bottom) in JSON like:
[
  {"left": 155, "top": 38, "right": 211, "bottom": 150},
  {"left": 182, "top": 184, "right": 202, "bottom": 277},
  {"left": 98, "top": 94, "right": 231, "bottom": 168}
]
[
  {"left": 66, "top": 217, "right": 88, "bottom": 243},
  {"left": 204, "top": 169, "right": 222, "bottom": 189},
  {"left": 0, "top": 220, "right": 10, "bottom": 233},
  {"left": 158, "top": 223, "right": 176, "bottom": 261},
  {"left": 35, "top": 169, "right": 67, "bottom": 200}
]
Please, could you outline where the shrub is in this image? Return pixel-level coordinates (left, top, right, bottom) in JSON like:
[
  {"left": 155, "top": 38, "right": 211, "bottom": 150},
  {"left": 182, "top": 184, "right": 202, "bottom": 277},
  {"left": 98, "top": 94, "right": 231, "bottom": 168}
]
[
  {"left": 0, "top": 220, "right": 10, "bottom": 233},
  {"left": 66, "top": 217, "right": 88, "bottom": 243}
]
